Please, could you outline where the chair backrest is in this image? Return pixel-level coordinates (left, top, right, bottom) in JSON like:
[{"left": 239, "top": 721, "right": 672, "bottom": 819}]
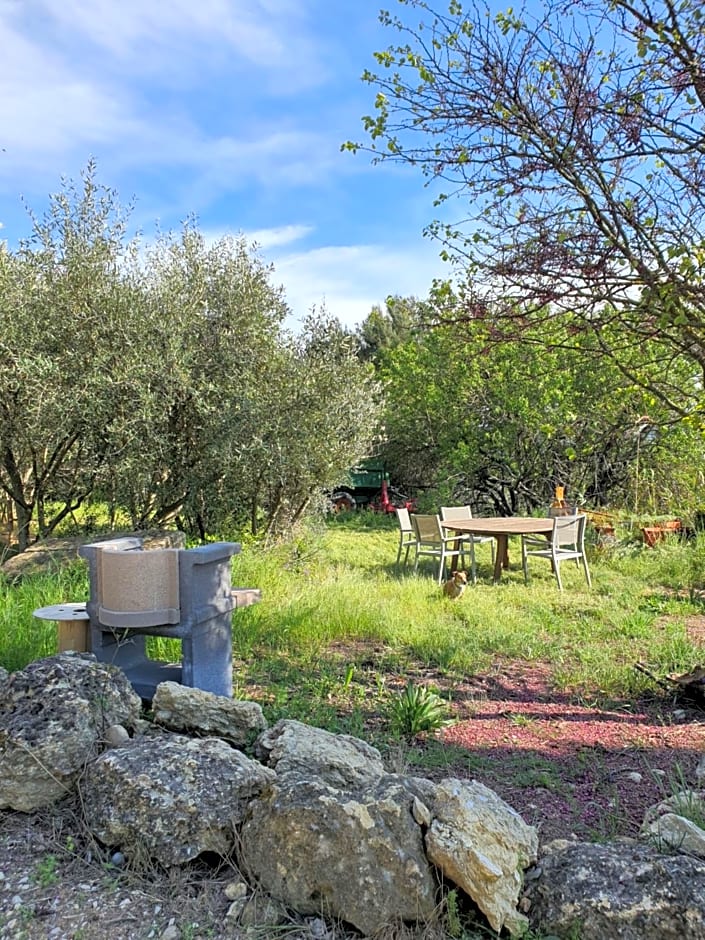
[
  {"left": 548, "top": 505, "right": 575, "bottom": 518},
  {"left": 411, "top": 513, "right": 442, "bottom": 544},
  {"left": 396, "top": 506, "right": 412, "bottom": 534},
  {"left": 552, "top": 513, "right": 586, "bottom": 550},
  {"left": 440, "top": 505, "right": 473, "bottom": 523}
]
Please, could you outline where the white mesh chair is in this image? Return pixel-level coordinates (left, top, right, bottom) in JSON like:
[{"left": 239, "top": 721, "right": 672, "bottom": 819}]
[
  {"left": 411, "top": 514, "right": 465, "bottom": 584},
  {"left": 530, "top": 504, "right": 578, "bottom": 547},
  {"left": 440, "top": 505, "right": 495, "bottom": 583},
  {"left": 521, "top": 513, "right": 591, "bottom": 591},
  {"left": 394, "top": 507, "right": 416, "bottom": 567}
]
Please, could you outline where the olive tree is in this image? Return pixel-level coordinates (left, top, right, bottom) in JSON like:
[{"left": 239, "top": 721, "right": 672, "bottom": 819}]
[
  {"left": 213, "top": 311, "right": 383, "bottom": 538},
  {"left": 0, "top": 168, "right": 384, "bottom": 549},
  {"left": 0, "top": 164, "right": 150, "bottom": 551},
  {"left": 103, "top": 225, "right": 290, "bottom": 535},
  {"left": 109, "top": 236, "right": 383, "bottom": 539}
]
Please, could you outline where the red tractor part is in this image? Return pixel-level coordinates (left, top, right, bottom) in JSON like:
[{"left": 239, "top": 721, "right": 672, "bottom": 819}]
[{"left": 369, "top": 480, "right": 416, "bottom": 514}]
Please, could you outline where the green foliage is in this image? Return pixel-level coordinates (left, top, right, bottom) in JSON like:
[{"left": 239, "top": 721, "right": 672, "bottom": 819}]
[
  {"left": 32, "top": 854, "right": 59, "bottom": 888},
  {"left": 373, "top": 288, "right": 684, "bottom": 513},
  {"left": 389, "top": 681, "right": 451, "bottom": 737},
  {"left": 3, "top": 514, "right": 704, "bottom": 715},
  {"left": 0, "top": 166, "right": 382, "bottom": 548},
  {"left": 444, "top": 888, "right": 462, "bottom": 938},
  {"left": 355, "top": 294, "right": 424, "bottom": 363},
  {"left": 351, "top": 0, "right": 705, "bottom": 429}
]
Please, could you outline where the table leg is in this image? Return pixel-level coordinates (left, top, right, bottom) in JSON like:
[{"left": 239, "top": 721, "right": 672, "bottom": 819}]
[
  {"left": 57, "top": 620, "right": 89, "bottom": 653},
  {"left": 492, "top": 535, "right": 509, "bottom": 582},
  {"left": 449, "top": 535, "right": 462, "bottom": 573}
]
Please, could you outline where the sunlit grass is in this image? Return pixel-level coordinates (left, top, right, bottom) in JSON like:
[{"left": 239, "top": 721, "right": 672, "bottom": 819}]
[{"left": 0, "top": 561, "right": 89, "bottom": 672}]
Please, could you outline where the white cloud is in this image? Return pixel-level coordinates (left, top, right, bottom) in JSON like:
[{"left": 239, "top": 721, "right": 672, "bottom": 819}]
[
  {"left": 269, "top": 240, "right": 451, "bottom": 330},
  {"left": 0, "top": 0, "right": 338, "bottom": 210},
  {"left": 0, "top": 0, "right": 448, "bottom": 330},
  {"left": 244, "top": 225, "right": 314, "bottom": 249},
  {"left": 12, "top": 0, "right": 322, "bottom": 87},
  {"left": 175, "top": 129, "right": 338, "bottom": 189}
]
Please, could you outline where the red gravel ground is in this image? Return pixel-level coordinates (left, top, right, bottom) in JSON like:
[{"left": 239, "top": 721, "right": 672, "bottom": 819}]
[{"left": 426, "top": 662, "right": 705, "bottom": 845}]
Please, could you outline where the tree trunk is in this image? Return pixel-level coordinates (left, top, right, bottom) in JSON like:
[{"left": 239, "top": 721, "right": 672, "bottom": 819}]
[{"left": 1, "top": 446, "right": 34, "bottom": 553}]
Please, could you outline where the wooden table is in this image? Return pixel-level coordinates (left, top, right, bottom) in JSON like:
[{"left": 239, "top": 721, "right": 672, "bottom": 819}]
[{"left": 441, "top": 517, "right": 555, "bottom": 583}]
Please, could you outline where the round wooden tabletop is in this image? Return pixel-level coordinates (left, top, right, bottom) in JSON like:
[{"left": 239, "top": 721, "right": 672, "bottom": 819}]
[{"left": 440, "top": 517, "right": 555, "bottom": 536}]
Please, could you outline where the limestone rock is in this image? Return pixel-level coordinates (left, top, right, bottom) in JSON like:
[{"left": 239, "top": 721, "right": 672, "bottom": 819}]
[
  {"left": 82, "top": 732, "right": 275, "bottom": 866},
  {"left": 640, "top": 789, "right": 705, "bottom": 857},
  {"left": 152, "top": 681, "right": 267, "bottom": 747},
  {"left": 642, "top": 812, "right": 705, "bottom": 858},
  {"left": 643, "top": 789, "right": 705, "bottom": 826},
  {"left": 239, "top": 775, "right": 438, "bottom": 935},
  {"left": 236, "top": 895, "right": 289, "bottom": 928},
  {"left": 254, "top": 718, "right": 385, "bottom": 788},
  {"left": 526, "top": 840, "right": 705, "bottom": 939},
  {"left": 0, "top": 653, "right": 141, "bottom": 811},
  {"left": 425, "top": 778, "right": 538, "bottom": 936},
  {"left": 104, "top": 724, "right": 131, "bottom": 748},
  {"left": 0, "top": 666, "right": 9, "bottom": 685}
]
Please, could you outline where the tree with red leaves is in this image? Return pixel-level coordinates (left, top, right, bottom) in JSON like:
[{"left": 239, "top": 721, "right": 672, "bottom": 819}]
[{"left": 346, "top": 0, "right": 705, "bottom": 421}]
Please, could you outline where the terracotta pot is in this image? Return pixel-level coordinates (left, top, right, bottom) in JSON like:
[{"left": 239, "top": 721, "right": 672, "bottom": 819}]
[{"left": 642, "top": 526, "right": 663, "bottom": 548}]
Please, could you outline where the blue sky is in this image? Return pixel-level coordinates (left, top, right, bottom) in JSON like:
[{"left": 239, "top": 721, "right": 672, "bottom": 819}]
[{"left": 0, "top": 0, "right": 452, "bottom": 329}]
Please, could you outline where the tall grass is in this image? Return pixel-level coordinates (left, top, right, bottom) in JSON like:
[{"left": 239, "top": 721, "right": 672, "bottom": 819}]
[
  {"left": 1, "top": 515, "right": 703, "bottom": 727},
  {"left": 0, "top": 561, "right": 90, "bottom": 672}
]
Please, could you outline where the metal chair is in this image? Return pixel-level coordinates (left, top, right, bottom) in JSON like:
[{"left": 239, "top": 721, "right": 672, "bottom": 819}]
[
  {"left": 521, "top": 513, "right": 591, "bottom": 591},
  {"left": 411, "top": 514, "right": 465, "bottom": 584},
  {"left": 440, "top": 505, "right": 495, "bottom": 583},
  {"left": 394, "top": 507, "right": 416, "bottom": 567}
]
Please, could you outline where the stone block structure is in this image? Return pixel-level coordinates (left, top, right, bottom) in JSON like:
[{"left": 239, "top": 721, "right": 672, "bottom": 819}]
[{"left": 78, "top": 538, "right": 259, "bottom": 699}]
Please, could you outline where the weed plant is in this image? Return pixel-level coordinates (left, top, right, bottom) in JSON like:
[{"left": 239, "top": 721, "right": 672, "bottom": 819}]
[
  {"left": 654, "top": 763, "right": 705, "bottom": 830},
  {"left": 389, "top": 682, "right": 451, "bottom": 739}
]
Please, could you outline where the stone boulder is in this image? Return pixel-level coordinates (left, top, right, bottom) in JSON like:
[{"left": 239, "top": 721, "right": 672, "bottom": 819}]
[
  {"left": 426, "top": 778, "right": 539, "bottom": 936},
  {"left": 525, "top": 839, "right": 705, "bottom": 939},
  {"left": 0, "top": 529, "right": 185, "bottom": 581},
  {"left": 641, "top": 789, "right": 705, "bottom": 858},
  {"left": 0, "top": 659, "right": 543, "bottom": 936},
  {"left": 239, "top": 774, "right": 439, "bottom": 936},
  {"left": 0, "top": 653, "right": 141, "bottom": 811},
  {"left": 151, "top": 681, "right": 268, "bottom": 747},
  {"left": 243, "top": 721, "right": 537, "bottom": 937},
  {"left": 82, "top": 731, "right": 275, "bottom": 866},
  {"left": 255, "top": 718, "right": 386, "bottom": 788}
]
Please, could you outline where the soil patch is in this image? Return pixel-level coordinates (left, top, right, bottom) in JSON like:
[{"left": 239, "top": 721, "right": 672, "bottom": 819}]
[{"left": 397, "top": 661, "right": 705, "bottom": 845}]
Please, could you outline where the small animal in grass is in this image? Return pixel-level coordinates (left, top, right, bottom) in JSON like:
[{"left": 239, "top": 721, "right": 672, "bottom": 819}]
[{"left": 442, "top": 570, "right": 468, "bottom": 599}]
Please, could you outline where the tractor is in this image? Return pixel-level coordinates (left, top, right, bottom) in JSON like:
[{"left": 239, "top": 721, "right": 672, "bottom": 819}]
[{"left": 330, "top": 460, "right": 416, "bottom": 514}]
